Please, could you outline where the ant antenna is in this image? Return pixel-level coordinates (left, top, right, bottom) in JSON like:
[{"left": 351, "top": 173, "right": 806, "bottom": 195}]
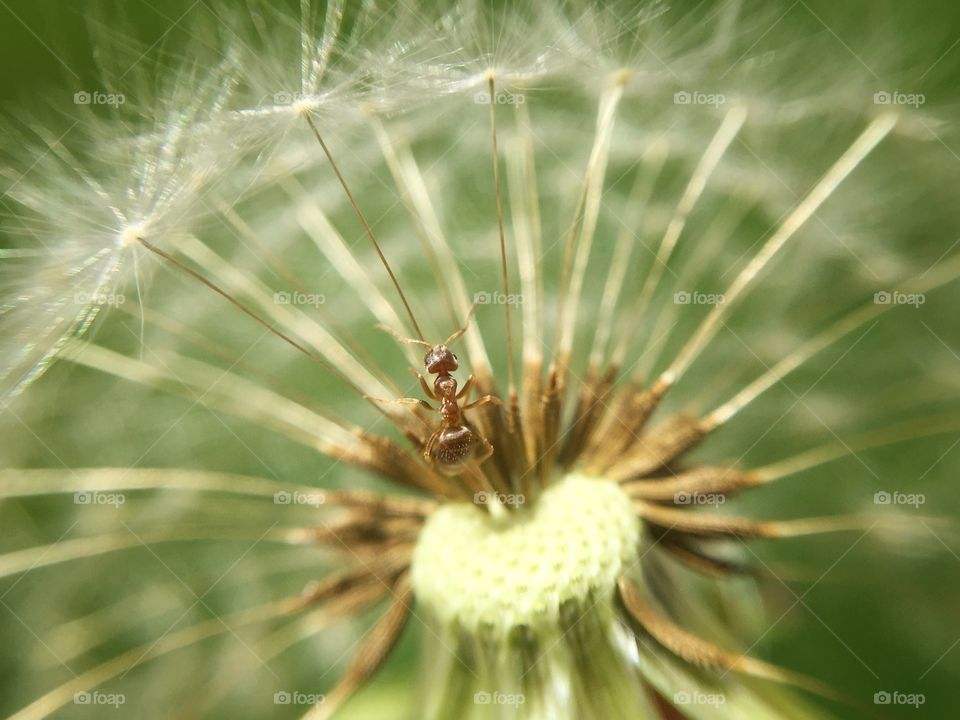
[
  {"left": 376, "top": 300, "right": 478, "bottom": 349},
  {"left": 136, "top": 236, "right": 364, "bottom": 396},
  {"left": 443, "top": 300, "right": 479, "bottom": 346},
  {"left": 376, "top": 324, "right": 432, "bottom": 349},
  {"left": 302, "top": 112, "right": 426, "bottom": 344},
  {"left": 487, "top": 75, "right": 516, "bottom": 394}
]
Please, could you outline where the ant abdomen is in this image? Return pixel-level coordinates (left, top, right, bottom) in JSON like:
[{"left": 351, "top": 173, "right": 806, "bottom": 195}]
[{"left": 429, "top": 425, "right": 477, "bottom": 474}]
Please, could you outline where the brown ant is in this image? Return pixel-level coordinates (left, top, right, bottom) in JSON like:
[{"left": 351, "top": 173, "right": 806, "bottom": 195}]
[
  {"left": 370, "top": 307, "right": 501, "bottom": 476},
  {"left": 138, "top": 107, "right": 513, "bottom": 482}
]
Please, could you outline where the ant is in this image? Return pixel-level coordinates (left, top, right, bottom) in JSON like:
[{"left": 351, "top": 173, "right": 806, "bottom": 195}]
[
  {"left": 370, "top": 307, "right": 501, "bottom": 476},
  {"left": 137, "top": 107, "right": 513, "bottom": 482},
  {"left": 305, "top": 109, "right": 508, "bottom": 477}
]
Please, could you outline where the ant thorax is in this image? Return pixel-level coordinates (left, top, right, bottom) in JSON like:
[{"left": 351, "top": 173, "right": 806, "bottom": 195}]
[{"left": 434, "top": 374, "right": 458, "bottom": 398}]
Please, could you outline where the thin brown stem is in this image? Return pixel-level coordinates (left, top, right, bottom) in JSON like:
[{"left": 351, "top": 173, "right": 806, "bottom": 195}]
[
  {"left": 488, "top": 75, "right": 516, "bottom": 395},
  {"left": 303, "top": 111, "right": 425, "bottom": 342},
  {"left": 136, "top": 237, "right": 361, "bottom": 395}
]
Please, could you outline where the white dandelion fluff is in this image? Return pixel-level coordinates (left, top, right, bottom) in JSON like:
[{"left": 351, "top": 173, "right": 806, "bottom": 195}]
[{"left": 0, "top": 51, "right": 240, "bottom": 400}]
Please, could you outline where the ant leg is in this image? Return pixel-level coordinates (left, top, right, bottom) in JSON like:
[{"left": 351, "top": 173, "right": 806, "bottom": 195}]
[
  {"left": 461, "top": 395, "right": 502, "bottom": 411},
  {"left": 364, "top": 396, "right": 439, "bottom": 412},
  {"left": 408, "top": 368, "right": 439, "bottom": 400},
  {"left": 422, "top": 428, "right": 442, "bottom": 463},
  {"left": 455, "top": 374, "right": 475, "bottom": 400},
  {"left": 474, "top": 434, "right": 494, "bottom": 464}
]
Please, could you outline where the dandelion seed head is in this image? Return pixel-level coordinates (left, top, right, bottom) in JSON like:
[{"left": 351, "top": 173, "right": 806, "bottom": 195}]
[
  {"left": 3, "top": 0, "right": 960, "bottom": 717},
  {"left": 412, "top": 474, "right": 638, "bottom": 635}
]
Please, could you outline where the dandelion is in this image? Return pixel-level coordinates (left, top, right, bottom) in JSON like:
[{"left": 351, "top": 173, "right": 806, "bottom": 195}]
[{"left": 2, "top": 1, "right": 960, "bottom": 719}]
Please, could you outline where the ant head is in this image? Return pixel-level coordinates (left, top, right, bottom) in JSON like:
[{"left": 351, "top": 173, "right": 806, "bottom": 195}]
[{"left": 424, "top": 344, "right": 458, "bottom": 374}]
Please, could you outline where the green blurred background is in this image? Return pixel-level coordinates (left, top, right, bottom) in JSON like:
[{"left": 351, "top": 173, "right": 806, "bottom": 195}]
[{"left": 2, "top": 1, "right": 960, "bottom": 718}]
